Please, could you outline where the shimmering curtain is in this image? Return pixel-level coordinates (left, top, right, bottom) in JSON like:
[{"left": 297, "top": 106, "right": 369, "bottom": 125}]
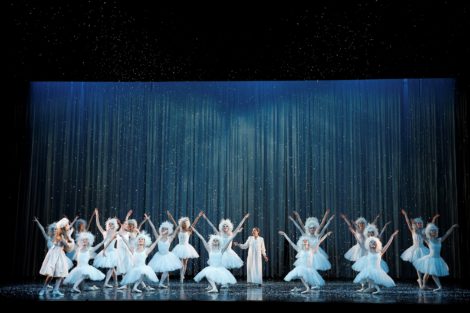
[{"left": 19, "top": 79, "right": 459, "bottom": 280}]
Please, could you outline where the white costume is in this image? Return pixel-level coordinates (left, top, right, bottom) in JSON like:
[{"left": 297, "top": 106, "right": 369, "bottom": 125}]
[{"left": 238, "top": 236, "right": 267, "bottom": 284}]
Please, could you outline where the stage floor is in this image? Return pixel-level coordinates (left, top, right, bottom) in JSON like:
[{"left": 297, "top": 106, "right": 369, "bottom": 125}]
[{"left": 1, "top": 280, "right": 469, "bottom": 304}]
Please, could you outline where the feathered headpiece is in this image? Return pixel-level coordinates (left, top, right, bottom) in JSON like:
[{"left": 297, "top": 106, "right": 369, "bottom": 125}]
[
  {"left": 425, "top": 223, "right": 438, "bottom": 239},
  {"left": 56, "top": 218, "right": 69, "bottom": 229},
  {"left": 159, "top": 221, "right": 174, "bottom": 235},
  {"left": 136, "top": 231, "right": 152, "bottom": 247},
  {"left": 208, "top": 234, "right": 223, "bottom": 250},
  {"left": 304, "top": 217, "right": 319, "bottom": 233},
  {"left": 364, "top": 224, "right": 379, "bottom": 237},
  {"left": 77, "top": 231, "right": 95, "bottom": 247},
  {"left": 355, "top": 217, "right": 367, "bottom": 226},
  {"left": 178, "top": 217, "right": 190, "bottom": 228},
  {"left": 218, "top": 219, "right": 234, "bottom": 232},
  {"left": 365, "top": 236, "right": 382, "bottom": 251},
  {"left": 105, "top": 218, "right": 119, "bottom": 231}
]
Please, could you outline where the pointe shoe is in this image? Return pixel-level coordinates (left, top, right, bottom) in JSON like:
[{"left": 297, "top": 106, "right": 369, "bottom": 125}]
[
  {"left": 372, "top": 290, "right": 381, "bottom": 295},
  {"left": 417, "top": 279, "right": 423, "bottom": 288},
  {"left": 132, "top": 288, "right": 142, "bottom": 293},
  {"left": 117, "top": 285, "right": 128, "bottom": 290},
  {"left": 301, "top": 289, "right": 311, "bottom": 294},
  {"left": 363, "top": 287, "right": 374, "bottom": 293},
  {"left": 158, "top": 284, "right": 167, "bottom": 289},
  {"left": 104, "top": 284, "right": 114, "bottom": 288},
  {"left": 207, "top": 288, "right": 218, "bottom": 293},
  {"left": 47, "top": 285, "right": 53, "bottom": 289},
  {"left": 290, "top": 287, "right": 301, "bottom": 292},
  {"left": 39, "top": 288, "right": 47, "bottom": 296},
  {"left": 205, "top": 285, "right": 213, "bottom": 290},
  {"left": 311, "top": 285, "right": 320, "bottom": 290},
  {"left": 71, "top": 287, "right": 81, "bottom": 293},
  {"left": 52, "top": 290, "right": 64, "bottom": 296},
  {"left": 220, "top": 284, "right": 228, "bottom": 288},
  {"left": 91, "top": 285, "right": 100, "bottom": 290},
  {"left": 146, "top": 285, "right": 156, "bottom": 291},
  {"left": 356, "top": 287, "right": 365, "bottom": 292},
  {"left": 433, "top": 287, "right": 442, "bottom": 292}
]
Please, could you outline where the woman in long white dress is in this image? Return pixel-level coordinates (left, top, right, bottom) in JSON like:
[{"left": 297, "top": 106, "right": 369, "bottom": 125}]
[{"left": 233, "top": 227, "right": 268, "bottom": 285}]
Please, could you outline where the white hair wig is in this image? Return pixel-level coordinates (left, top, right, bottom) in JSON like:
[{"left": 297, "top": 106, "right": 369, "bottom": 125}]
[
  {"left": 136, "top": 231, "right": 152, "bottom": 247},
  {"left": 425, "top": 223, "right": 439, "bottom": 239},
  {"left": 304, "top": 217, "right": 320, "bottom": 232},
  {"left": 56, "top": 218, "right": 70, "bottom": 229},
  {"left": 218, "top": 219, "right": 234, "bottom": 232},
  {"left": 208, "top": 234, "right": 223, "bottom": 250},
  {"left": 297, "top": 236, "right": 311, "bottom": 249},
  {"left": 47, "top": 223, "right": 57, "bottom": 235},
  {"left": 365, "top": 236, "right": 382, "bottom": 251},
  {"left": 355, "top": 217, "right": 367, "bottom": 226},
  {"left": 106, "top": 218, "right": 119, "bottom": 231},
  {"left": 412, "top": 217, "right": 424, "bottom": 226},
  {"left": 159, "top": 221, "right": 174, "bottom": 235},
  {"left": 127, "top": 219, "right": 138, "bottom": 227},
  {"left": 178, "top": 217, "right": 190, "bottom": 228},
  {"left": 77, "top": 231, "right": 95, "bottom": 247},
  {"left": 365, "top": 224, "right": 379, "bottom": 237}
]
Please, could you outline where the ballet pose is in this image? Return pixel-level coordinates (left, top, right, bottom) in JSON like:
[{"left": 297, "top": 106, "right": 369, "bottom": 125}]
[
  {"left": 413, "top": 223, "right": 458, "bottom": 291},
  {"left": 38, "top": 218, "right": 75, "bottom": 296},
  {"left": 120, "top": 231, "right": 160, "bottom": 293},
  {"left": 234, "top": 227, "right": 269, "bottom": 285},
  {"left": 341, "top": 213, "right": 379, "bottom": 261},
  {"left": 278, "top": 231, "right": 331, "bottom": 293},
  {"left": 63, "top": 232, "right": 106, "bottom": 293},
  {"left": 202, "top": 212, "right": 250, "bottom": 270},
  {"left": 147, "top": 215, "right": 183, "bottom": 288},
  {"left": 400, "top": 209, "right": 439, "bottom": 288},
  {"left": 191, "top": 226, "right": 240, "bottom": 293},
  {"left": 168, "top": 210, "right": 203, "bottom": 282},
  {"left": 353, "top": 231, "right": 399, "bottom": 294},
  {"left": 352, "top": 224, "right": 390, "bottom": 275}
]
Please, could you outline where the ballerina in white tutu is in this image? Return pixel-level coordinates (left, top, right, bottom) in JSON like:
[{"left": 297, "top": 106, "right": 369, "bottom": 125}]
[
  {"left": 167, "top": 210, "right": 204, "bottom": 283},
  {"left": 147, "top": 215, "right": 183, "bottom": 288},
  {"left": 91, "top": 208, "right": 120, "bottom": 288},
  {"left": 352, "top": 224, "right": 390, "bottom": 274},
  {"left": 233, "top": 227, "right": 269, "bottom": 286},
  {"left": 63, "top": 231, "right": 106, "bottom": 293},
  {"left": 120, "top": 231, "right": 160, "bottom": 293},
  {"left": 289, "top": 209, "right": 335, "bottom": 272},
  {"left": 191, "top": 226, "right": 241, "bottom": 293},
  {"left": 202, "top": 213, "right": 250, "bottom": 270},
  {"left": 115, "top": 210, "right": 138, "bottom": 280},
  {"left": 278, "top": 231, "right": 332, "bottom": 293},
  {"left": 413, "top": 223, "right": 458, "bottom": 291},
  {"left": 353, "top": 232, "right": 399, "bottom": 294},
  {"left": 38, "top": 218, "right": 75, "bottom": 296}
]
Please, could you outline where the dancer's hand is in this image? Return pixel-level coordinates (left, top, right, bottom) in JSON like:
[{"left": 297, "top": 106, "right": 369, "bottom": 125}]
[
  {"left": 264, "top": 255, "right": 269, "bottom": 262},
  {"left": 278, "top": 231, "right": 285, "bottom": 236}
]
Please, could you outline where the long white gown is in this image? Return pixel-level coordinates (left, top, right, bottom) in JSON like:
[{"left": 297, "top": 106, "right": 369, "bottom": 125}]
[{"left": 238, "top": 236, "right": 266, "bottom": 284}]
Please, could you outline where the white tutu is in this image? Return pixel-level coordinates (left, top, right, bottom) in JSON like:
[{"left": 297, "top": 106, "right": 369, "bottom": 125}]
[
  {"left": 116, "top": 235, "right": 133, "bottom": 275},
  {"left": 66, "top": 255, "right": 74, "bottom": 270},
  {"left": 172, "top": 244, "right": 199, "bottom": 259},
  {"left": 352, "top": 255, "right": 389, "bottom": 273},
  {"left": 413, "top": 256, "right": 449, "bottom": 276},
  {"left": 401, "top": 246, "right": 429, "bottom": 263},
  {"left": 318, "top": 247, "right": 329, "bottom": 259},
  {"left": 294, "top": 251, "right": 331, "bottom": 271},
  {"left": 344, "top": 243, "right": 366, "bottom": 261},
  {"left": 64, "top": 265, "right": 105, "bottom": 284},
  {"left": 121, "top": 250, "right": 159, "bottom": 285},
  {"left": 148, "top": 252, "right": 182, "bottom": 272},
  {"left": 39, "top": 244, "right": 70, "bottom": 277},
  {"left": 221, "top": 249, "right": 243, "bottom": 269},
  {"left": 93, "top": 250, "right": 119, "bottom": 269},
  {"left": 194, "top": 266, "right": 237, "bottom": 285},
  {"left": 353, "top": 253, "right": 395, "bottom": 287},
  {"left": 284, "top": 266, "right": 325, "bottom": 287}
]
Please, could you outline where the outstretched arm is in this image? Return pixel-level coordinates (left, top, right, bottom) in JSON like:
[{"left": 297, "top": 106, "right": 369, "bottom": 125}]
[
  {"left": 379, "top": 221, "right": 391, "bottom": 239},
  {"left": 318, "top": 208, "right": 330, "bottom": 233},
  {"left": 293, "top": 211, "right": 305, "bottom": 230},
  {"left": 146, "top": 214, "right": 159, "bottom": 239},
  {"left": 166, "top": 210, "right": 178, "bottom": 228},
  {"left": 288, "top": 216, "right": 306, "bottom": 235},
  {"left": 86, "top": 210, "right": 96, "bottom": 231},
  {"left": 138, "top": 214, "right": 149, "bottom": 230},
  {"left": 381, "top": 230, "right": 399, "bottom": 255},
  {"left": 169, "top": 226, "right": 180, "bottom": 243},
  {"left": 70, "top": 215, "right": 79, "bottom": 227},
  {"left": 202, "top": 213, "right": 219, "bottom": 233},
  {"left": 221, "top": 229, "right": 242, "bottom": 252},
  {"left": 235, "top": 236, "right": 251, "bottom": 249},
  {"left": 278, "top": 231, "right": 299, "bottom": 252},
  {"left": 318, "top": 215, "right": 335, "bottom": 237},
  {"left": 191, "top": 210, "right": 204, "bottom": 228},
  {"left": 91, "top": 239, "right": 106, "bottom": 253},
  {"left": 371, "top": 213, "right": 380, "bottom": 225},
  {"left": 441, "top": 224, "right": 458, "bottom": 242},
  {"left": 33, "top": 217, "right": 49, "bottom": 241},
  {"left": 313, "top": 231, "right": 332, "bottom": 251},
  {"left": 146, "top": 234, "right": 160, "bottom": 255},
  {"left": 234, "top": 213, "right": 250, "bottom": 233},
  {"left": 431, "top": 214, "right": 440, "bottom": 225},
  {"left": 94, "top": 208, "right": 105, "bottom": 235},
  {"left": 401, "top": 209, "right": 413, "bottom": 233},
  {"left": 340, "top": 214, "right": 356, "bottom": 235},
  {"left": 191, "top": 226, "right": 210, "bottom": 252}
]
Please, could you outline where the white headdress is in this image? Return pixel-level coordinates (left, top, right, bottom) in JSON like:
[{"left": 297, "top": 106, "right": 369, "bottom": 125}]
[
  {"left": 297, "top": 236, "right": 311, "bottom": 249},
  {"left": 159, "top": 221, "right": 174, "bottom": 235},
  {"left": 56, "top": 218, "right": 69, "bottom": 229},
  {"left": 47, "top": 223, "right": 57, "bottom": 235},
  {"left": 355, "top": 217, "right": 367, "bottom": 226},
  {"left": 218, "top": 219, "right": 234, "bottom": 232},
  {"left": 304, "top": 217, "right": 319, "bottom": 233},
  {"left": 106, "top": 218, "right": 119, "bottom": 231},
  {"left": 412, "top": 217, "right": 424, "bottom": 225},
  {"left": 178, "top": 217, "right": 190, "bottom": 228},
  {"left": 127, "top": 219, "right": 138, "bottom": 227},
  {"left": 425, "top": 223, "right": 438, "bottom": 239},
  {"left": 136, "top": 231, "right": 152, "bottom": 247},
  {"left": 208, "top": 234, "right": 223, "bottom": 250},
  {"left": 365, "top": 224, "right": 379, "bottom": 237},
  {"left": 77, "top": 231, "right": 95, "bottom": 247},
  {"left": 365, "top": 236, "right": 382, "bottom": 251}
]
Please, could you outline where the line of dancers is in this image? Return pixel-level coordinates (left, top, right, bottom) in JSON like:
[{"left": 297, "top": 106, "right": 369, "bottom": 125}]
[{"left": 34, "top": 208, "right": 458, "bottom": 296}]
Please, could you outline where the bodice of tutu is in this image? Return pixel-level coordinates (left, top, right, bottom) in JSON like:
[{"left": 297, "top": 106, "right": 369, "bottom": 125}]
[
  {"left": 46, "top": 238, "right": 53, "bottom": 250},
  {"left": 366, "top": 252, "right": 381, "bottom": 267},
  {"left": 221, "top": 234, "right": 233, "bottom": 250},
  {"left": 128, "top": 233, "right": 137, "bottom": 249},
  {"left": 297, "top": 249, "right": 314, "bottom": 267},
  {"left": 208, "top": 251, "right": 223, "bottom": 267},
  {"left": 178, "top": 232, "right": 190, "bottom": 244},
  {"left": 103, "top": 232, "right": 117, "bottom": 252},
  {"left": 158, "top": 240, "right": 171, "bottom": 254},
  {"left": 355, "top": 232, "right": 366, "bottom": 246},
  {"left": 412, "top": 231, "right": 425, "bottom": 247},
  {"left": 132, "top": 250, "right": 147, "bottom": 266},
  {"left": 76, "top": 250, "right": 91, "bottom": 266},
  {"left": 427, "top": 239, "right": 442, "bottom": 258}
]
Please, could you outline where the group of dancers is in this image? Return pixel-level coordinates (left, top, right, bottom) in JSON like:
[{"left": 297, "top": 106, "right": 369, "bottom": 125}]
[{"left": 34, "top": 208, "right": 458, "bottom": 296}]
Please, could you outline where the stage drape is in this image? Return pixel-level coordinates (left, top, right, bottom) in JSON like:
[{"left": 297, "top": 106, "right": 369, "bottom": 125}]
[{"left": 18, "top": 79, "right": 459, "bottom": 280}]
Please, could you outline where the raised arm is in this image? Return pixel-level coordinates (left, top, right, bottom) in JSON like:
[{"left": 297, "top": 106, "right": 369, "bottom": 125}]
[
  {"left": 86, "top": 210, "right": 96, "bottom": 231},
  {"left": 371, "top": 213, "right": 380, "bottom": 225},
  {"left": 94, "top": 208, "right": 105, "bottom": 235},
  {"left": 288, "top": 216, "right": 306, "bottom": 235},
  {"left": 221, "top": 228, "right": 242, "bottom": 252},
  {"left": 169, "top": 226, "right": 181, "bottom": 243},
  {"left": 318, "top": 215, "right": 335, "bottom": 237},
  {"left": 293, "top": 211, "right": 305, "bottom": 229},
  {"left": 340, "top": 214, "right": 356, "bottom": 235},
  {"left": 441, "top": 224, "right": 458, "bottom": 242},
  {"left": 191, "top": 210, "right": 204, "bottom": 228},
  {"left": 166, "top": 210, "right": 178, "bottom": 228},
  {"left": 91, "top": 239, "right": 106, "bottom": 253},
  {"left": 313, "top": 231, "right": 332, "bottom": 251},
  {"left": 146, "top": 234, "right": 160, "bottom": 255},
  {"left": 202, "top": 213, "right": 219, "bottom": 233},
  {"left": 191, "top": 226, "right": 210, "bottom": 252},
  {"left": 138, "top": 214, "right": 149, "bottom": 231},
  {"left": 381, "top": 230, "right": 399, "bottom": 255},
  {"left": 70, "top": 215, "right": 79, "bottom": 227},
  {"left": 234, "top": 213, "right": 250, "bottom": 233},
  {"left": 146, "top": 214, "right": 159, "bottom": 239},
  {"left": 318, "top": 208, "right": 330, "bottom": 233},
  {"left": 431, "top": 213, "right": 440, "bottom": 225},
  {"left": 379, "top": 221, "right": 391, "bottom": 239},
  {"left": 278, "top": 231, "right": 299, "bottom": 252},
  {"left": 401, "top": 209, "right": 413, "bottom": 233},
  {"left": 33, "top": 217, "right": 49, "bottom": 241}
]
